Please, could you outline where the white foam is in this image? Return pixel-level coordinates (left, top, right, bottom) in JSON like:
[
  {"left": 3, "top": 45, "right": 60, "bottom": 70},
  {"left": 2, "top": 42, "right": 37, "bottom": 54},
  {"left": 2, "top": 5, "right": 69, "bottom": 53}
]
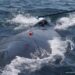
[
  {"left": 8, "top": 14, "right": 45, "bottom": 30},
  {"left": 11, "top": 14, "right": 38, "bottom": 24},
  {"left": 1, "top": 37, "right": 74, "bottom": 75},
  {"left": 48, "top": 37, "right": 67, "bottom": 57},
  {"left": 48, "top": 37, "right": 74, "bottom": 58},
  {"left": 55, "top": 14, "right": 75, "bottom": 30},
  {"left": 1, "top": 56, "right": 53, "bottom": 75}
]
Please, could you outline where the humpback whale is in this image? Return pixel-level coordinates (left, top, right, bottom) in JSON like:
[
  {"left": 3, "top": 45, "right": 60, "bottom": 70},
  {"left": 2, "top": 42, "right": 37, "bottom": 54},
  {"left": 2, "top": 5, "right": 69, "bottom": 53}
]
[{"left": 0, "top": 18, "right": 74, "bottom": 67}]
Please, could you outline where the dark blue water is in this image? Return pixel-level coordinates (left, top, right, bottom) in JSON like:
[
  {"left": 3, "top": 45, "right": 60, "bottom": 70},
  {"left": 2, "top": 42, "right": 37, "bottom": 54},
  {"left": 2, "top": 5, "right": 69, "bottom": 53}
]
[{"left": 0, "top": 0, "right": 75, "bottom": 75}]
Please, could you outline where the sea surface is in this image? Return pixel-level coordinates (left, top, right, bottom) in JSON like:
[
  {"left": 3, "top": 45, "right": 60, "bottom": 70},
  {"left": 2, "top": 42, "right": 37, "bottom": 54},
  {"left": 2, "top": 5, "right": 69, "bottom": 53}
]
[{"left": 0, "top": 0, "right": 75, "bottom": 75}]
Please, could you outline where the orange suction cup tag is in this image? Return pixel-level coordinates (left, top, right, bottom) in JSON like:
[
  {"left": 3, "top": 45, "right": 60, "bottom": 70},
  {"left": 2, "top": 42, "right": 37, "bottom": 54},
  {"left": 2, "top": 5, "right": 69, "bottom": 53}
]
[{"left": 28, "top": 32, "right": 33, "bottom": 36}]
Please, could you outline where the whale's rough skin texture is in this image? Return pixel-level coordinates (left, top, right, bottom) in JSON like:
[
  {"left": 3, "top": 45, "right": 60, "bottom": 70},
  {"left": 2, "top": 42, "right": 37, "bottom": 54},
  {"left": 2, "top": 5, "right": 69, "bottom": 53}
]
[{"left": 0, "top": 26, "right": 60, "bottom": 65}]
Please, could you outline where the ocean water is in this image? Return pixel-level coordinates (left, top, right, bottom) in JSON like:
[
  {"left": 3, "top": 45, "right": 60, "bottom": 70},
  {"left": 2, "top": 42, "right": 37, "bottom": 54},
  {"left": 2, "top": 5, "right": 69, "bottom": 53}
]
[{"left": 0, "top": 0, "right": 75, "bottom": 75}]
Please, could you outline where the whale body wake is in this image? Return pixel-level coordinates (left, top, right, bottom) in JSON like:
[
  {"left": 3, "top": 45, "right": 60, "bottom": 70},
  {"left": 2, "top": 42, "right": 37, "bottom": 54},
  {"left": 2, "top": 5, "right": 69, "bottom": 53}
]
[{"left": 0, "top": 13, "right": 75, "bottom": 75}]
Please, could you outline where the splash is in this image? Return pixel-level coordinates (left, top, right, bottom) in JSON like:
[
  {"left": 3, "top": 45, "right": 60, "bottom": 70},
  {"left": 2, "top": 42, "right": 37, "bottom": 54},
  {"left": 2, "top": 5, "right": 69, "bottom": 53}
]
[
  {"left": 48, "top": 37, "right": 67, "bottom": 57},
  {"left": 8, "top": 14, "right": 45, "bottom": 30},
  {"left": 1, "top": 37, "right": 74, "bottom": 75},
  {"left": 48, "top": 37, "right": 74, "bottom": 59},
  {"left": 55, "top": 14, "right": 75, "bottom": 30}
]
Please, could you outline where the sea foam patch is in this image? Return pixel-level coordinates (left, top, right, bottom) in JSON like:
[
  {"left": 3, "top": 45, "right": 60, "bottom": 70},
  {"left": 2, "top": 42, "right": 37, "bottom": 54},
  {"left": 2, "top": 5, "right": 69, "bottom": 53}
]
[{"left": 55, "top": 14, "right": 75, "bottom": 30}]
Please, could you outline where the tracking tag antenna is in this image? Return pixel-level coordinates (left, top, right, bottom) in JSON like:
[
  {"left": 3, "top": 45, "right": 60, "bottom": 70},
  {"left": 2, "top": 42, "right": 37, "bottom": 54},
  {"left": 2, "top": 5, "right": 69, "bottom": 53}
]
[{"left": 42, "top": 9, "right": 75, "bottom": 17}]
